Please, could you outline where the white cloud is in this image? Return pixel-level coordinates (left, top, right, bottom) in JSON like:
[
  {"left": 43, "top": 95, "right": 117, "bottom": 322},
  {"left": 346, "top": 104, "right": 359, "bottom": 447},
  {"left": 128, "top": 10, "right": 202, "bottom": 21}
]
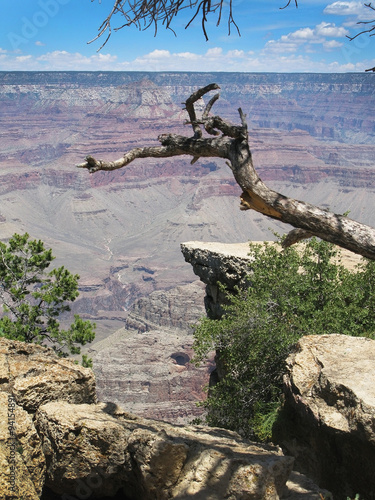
[
  {"left": 15, "top": 55, "right": 32, "bottom": 62},
  {"left": 324, "top": 1, "right": 374, "bottom": 19},
  {"left": 265, "top": 21, "right": 349, "bottom": 54},
  {"left": 227, "top": 50, "right": 246, "bottom": 58},
  {"left": 206, "top": 47, "right": 223, "bottom": 57},
  {"left": 0, "top": 46, "right": 372, "bottom": 73},
  {"left": 35, "top": 41, "right": 45, "bottom": 47},
  {"left": 177, "top": 52, "right": 199, "bottom": 60},
  {"left": 36, "top": 50, "right": 118, "bottom": 70},
  {"left": 147, "top": 49, "right": 171, "bottom": 59},
  {"left": 286, "top": 27, "right": 315, "bottom": 40},
  {"left": 315, "top": 22, "right": 349, "bottom": 37},
  {"left": 323, "top": 39, "right": 343, "bottom": 49}
]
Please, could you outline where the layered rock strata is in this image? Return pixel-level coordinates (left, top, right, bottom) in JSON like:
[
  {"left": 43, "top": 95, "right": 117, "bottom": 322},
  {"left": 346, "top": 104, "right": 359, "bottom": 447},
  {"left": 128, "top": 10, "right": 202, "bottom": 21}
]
[
  {"left": 180, "top": 241, "right": 254, "bottom": 318},
  {"left": 91, "top": 281, "right": 213, "bottom": 424},
  {"left": 1, "top": 72, "right": 375, "bottom": 341}
]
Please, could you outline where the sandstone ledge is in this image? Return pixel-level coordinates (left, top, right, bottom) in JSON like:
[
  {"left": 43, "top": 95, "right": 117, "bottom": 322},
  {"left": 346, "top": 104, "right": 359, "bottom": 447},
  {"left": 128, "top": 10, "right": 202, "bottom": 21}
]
[
  {"left": 36, "top": 400, "right": 295, "bottom": 500},
  {"left": 181, "top": 241, "right": 256, "bottom": 318},
  {"left": 278, "top": 334, "right": 375, "bottom": 499},
  {"left": 0, "top": 337, "right": 330, "bottom": 500}
]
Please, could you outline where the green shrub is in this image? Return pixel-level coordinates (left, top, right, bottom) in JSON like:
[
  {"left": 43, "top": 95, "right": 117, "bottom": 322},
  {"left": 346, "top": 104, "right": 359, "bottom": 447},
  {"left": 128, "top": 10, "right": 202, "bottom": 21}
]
[
  {"left": 193, "top": 238, "right": 375, "bottom": 440},
  {"left": 0, "top": 233, "right": 95, "bottom": 362}
]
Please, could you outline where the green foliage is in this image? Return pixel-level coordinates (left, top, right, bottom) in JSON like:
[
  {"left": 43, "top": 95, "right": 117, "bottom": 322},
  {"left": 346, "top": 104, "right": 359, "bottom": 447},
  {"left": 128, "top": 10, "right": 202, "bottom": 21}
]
[
  {"left": 193, "top": 238, "right": 375, "bottom": 441},
  {"left": 0, "top": 233, "right": 95, "bottom": 358},
  {"left": 81, "top": 354, "right": 93, "bottom": 368}
]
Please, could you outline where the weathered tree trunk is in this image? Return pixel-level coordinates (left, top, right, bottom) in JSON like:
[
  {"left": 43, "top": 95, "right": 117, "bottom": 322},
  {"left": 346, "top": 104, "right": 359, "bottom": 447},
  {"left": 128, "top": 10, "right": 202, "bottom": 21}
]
[{"left": 77, "top": 83, "right": 375, "bottom": 260}]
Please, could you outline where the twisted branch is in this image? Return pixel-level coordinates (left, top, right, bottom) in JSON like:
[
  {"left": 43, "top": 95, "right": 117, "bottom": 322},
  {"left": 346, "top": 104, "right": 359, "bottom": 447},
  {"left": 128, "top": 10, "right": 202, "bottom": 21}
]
[{"left": 77, "top": 84, "right": 375, "bottom": 260}]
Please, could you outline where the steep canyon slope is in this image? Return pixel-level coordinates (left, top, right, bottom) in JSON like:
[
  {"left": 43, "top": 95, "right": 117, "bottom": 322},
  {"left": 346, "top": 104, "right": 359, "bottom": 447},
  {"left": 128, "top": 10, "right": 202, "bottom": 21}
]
[{"left": 0, "top": 71, "right": 374, "bottom": 420}]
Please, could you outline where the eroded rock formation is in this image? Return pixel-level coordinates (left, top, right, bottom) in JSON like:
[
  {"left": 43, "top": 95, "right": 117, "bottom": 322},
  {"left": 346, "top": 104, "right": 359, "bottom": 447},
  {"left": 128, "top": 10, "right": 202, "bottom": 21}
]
[
  {"left": 91, "top": 281, "right": 213, "bottom": 424},
  {"left": 276, "top": 334, "right": 375, "bottom": 500},
  {"left": 181, "top": 241, "right": 254, "bottom": 318},
  {"left": 35, "top": 400, "right": 295, "bottom": 499},
  {"left": 0, "top": 337, "right": 96, "bottom": 500},
  {"left": 0, "top": 336, "right": 320, "bottom": 500}
]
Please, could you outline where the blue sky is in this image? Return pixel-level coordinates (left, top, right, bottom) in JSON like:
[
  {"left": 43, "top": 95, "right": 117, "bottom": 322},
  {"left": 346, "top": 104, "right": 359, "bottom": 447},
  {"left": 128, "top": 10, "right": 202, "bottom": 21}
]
[{"left": 0, "top": 1, "right": 374, "bottom": 72}]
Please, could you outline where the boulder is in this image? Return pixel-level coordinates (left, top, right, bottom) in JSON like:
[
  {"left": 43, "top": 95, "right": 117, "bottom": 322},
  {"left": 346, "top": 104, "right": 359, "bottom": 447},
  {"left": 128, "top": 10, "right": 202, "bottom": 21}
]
[
  {"left": 35, "top": 400, "right": 295, "bottom": 500},
  {"left": 0, "top": 392, "right": 45, "bottom": 500},
  {"left": 0, "top": 337, "right": 96, "bottom": 498},
  {"left": 277, "top": 334, "right": 375, "bottom": 500},
  {"left": 0, "top": 337, "right": 97, "bottom": 412}
]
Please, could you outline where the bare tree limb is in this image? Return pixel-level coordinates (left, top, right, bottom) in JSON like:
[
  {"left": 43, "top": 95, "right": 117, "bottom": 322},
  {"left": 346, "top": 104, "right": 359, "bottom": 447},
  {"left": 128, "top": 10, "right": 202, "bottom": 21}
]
[
  {"left": 281, "top": 228, "right": 314, "bottom": 248},
  {"left": 280, "top": 0, "right": 298, "bottom": 10},
  {"left": 346, "top": 2, "right": 375, "bottom": 46},
  {"left": 90, "top": 0, "right": 298, "bottom": 48},
  {"left": 77, "top": 84, "right": 375, "bottom": 260}
]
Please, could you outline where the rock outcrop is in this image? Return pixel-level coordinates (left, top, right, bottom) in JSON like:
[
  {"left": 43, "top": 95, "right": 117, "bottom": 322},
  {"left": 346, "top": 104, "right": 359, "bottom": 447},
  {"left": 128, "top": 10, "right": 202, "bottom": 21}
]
[
  {"left": 180, "top": 241, "right": 254, "bottom": 318},
  {"left": 0, "top": 336, "right": 323, "bottom": 500},
  {"left": 35, "top": 400, "right": 295, "bottom": 500},
  {"left": 276, "top": 334, "right": 375, "bottom": 500},
  {"left": 181, "top": 241, "right": 363, "bottom": 319},
  {"left": 0, "top": 337, "right": 96, "bottom": 500},
  {"left": 0, "top": 392, "right": 45, "bottom": 500},
  {"left": 0, "top": 338, "right": 97, "bottom": 412}
]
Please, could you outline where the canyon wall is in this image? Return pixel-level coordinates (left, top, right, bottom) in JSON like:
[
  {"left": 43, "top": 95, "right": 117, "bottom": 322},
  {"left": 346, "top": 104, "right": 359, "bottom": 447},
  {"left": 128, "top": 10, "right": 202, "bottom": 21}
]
[
  {"left": 90, "top": 281, "right": 213, "bottom": 424},
  {"left": 0, "top": 72, "right": 374, "bottom": 338},
  {"left": 0, "top": 71, "right": 374, "bottom": 424}
]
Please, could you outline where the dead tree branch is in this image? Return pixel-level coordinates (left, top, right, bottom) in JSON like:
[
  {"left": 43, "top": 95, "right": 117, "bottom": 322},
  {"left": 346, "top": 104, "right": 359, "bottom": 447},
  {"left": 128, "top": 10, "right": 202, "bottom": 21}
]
[
  {"left": 346, "top": 2, "right": 375, "bottom": 66},
  {"left": 77, "top": 84, "right": 375, "bottom": 260},
  {"left": 90, "top": 0, "right": 301, "bottom": 48}
]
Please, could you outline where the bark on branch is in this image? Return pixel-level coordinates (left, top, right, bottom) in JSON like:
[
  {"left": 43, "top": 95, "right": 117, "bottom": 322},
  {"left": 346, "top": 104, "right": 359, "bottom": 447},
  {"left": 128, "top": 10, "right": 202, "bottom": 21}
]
[{"left": 77, "top": 84, "right": 375, "bottom": 260}]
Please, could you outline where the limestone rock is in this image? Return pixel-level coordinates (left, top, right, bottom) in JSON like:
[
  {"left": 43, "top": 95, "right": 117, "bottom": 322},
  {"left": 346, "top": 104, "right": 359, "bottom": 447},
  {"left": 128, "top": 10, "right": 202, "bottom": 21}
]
[
  {"left": 181, "top": 241, "right": 254, "bottom": 318},
  {"left": 35, "top": 400, "right": 295, "bottom": 500},
  {"left": 0, "top": 337, "right": 97, "bottom": 412},
  {"left": 278, "top": 334, "right": 375, "bottom": 499},
  {"left": 35, "top": 401, "right": 130, "bottom": 498},
  {"left": 0, "top": 392, "right": 45, "bottom": 500}
]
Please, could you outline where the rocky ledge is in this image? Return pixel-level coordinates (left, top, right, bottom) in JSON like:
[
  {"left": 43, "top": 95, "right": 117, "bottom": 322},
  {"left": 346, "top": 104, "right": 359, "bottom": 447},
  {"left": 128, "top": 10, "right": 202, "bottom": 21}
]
[
  {"left": 1, "top": 332, "right": 374, "bottom": 499},
  {"left": 180, "top": 241, "right": 255, "bottom": 318},
  {"left": 0, "top": 336, "right": 331, "bottom": 500}
]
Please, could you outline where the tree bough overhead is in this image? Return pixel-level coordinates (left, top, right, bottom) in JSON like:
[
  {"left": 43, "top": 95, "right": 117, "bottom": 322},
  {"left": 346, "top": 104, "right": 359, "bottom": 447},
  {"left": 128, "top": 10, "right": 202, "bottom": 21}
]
[
  {"left": 77, "top": 84, "right": 375, "bottom": 260},
  {"left": 90, "top": 0, "right": 300, "bottom": 48},
  {"left": 91, "top": 0, "right": 374, "bottom": 54}
]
